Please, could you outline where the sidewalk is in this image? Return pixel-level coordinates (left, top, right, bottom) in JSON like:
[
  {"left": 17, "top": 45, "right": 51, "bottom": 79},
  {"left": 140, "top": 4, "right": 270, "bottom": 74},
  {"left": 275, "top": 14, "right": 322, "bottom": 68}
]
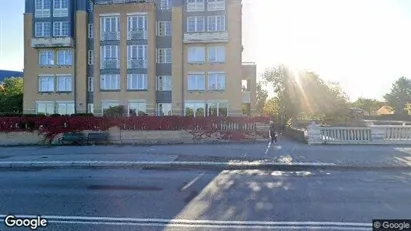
[{"left": 0, "top": 136, "right": 410, "bottom": 169}]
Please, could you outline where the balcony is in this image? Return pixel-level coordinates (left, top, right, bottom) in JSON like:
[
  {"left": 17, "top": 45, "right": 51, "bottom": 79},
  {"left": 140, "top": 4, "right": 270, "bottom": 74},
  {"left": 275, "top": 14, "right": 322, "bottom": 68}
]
[
  {"left": 127, "top": 30, "right": 147, "bottom": 40},
  {"left": 100, "top": 31, "right": 120, "bottom": 41},
  {"left": 127, "top": 59, "right": 148, "bottom": 69},
  {"left": 95, "top": 0, "right": 155, "bottom": 4},
  {"left": 187, "top": 2, "right": 205, "bottom": 12},
  {"left": 242, "top": 91, "right": 251, "bottom": 103},
  {"left": 183, "top": 32, "right": 229, "bottom": 43},
  {"left": 101, "top": 59, "right": 120, "bottom": 69},
  {"left": 31, "top": 37, "right": 74, "bottom": 48}
]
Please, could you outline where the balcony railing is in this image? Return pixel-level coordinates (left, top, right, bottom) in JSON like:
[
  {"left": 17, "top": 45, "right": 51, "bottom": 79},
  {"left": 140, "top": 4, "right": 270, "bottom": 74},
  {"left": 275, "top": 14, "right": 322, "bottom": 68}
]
[
  {"left": 242, "top": 91, "right": 251, "bottom": 103},
  {"left": 127, "top": 59, "right": 148, "bottom": 69},
  {"left": 207, "top": 1, "right": 225, "bottom": 11},
  {"left": 101, "top": 59, "right": 120, "bottom": 69},
  {"left": 183, "top": 32, "right": 229, "bottom": 43},
  {"left": 31, "top": 37, "right": 74, "bottom": 48},
  {"left": 242, "top": 62, "right": 256, "bottom": 66},
  {"left": 100, "top": 31, "right": 120, "bottom": 41},
  {"left": 53, "top": 8, "right": 69, "bottom": 17},
  {"left": 187, "top": 2, "right": 205, "bottom": 12},
  {"left": 95, "top": 0, "right": 155, "bottom": 4},
  {"left": 127, "top": 30, "right": 147, "bottom": 40}
]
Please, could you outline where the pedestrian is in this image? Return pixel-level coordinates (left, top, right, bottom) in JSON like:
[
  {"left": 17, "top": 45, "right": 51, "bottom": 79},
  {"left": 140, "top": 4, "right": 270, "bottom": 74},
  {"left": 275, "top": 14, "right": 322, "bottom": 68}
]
[{"left": 269, "top": 121, "right": 278, "bottom": 146}]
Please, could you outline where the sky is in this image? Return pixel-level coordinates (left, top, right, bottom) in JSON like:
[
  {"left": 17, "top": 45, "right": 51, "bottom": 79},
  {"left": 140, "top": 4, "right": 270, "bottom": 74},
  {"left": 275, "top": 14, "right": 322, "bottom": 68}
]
[{"left": 1, "top": 0, "right": 411, "bottom": 101}]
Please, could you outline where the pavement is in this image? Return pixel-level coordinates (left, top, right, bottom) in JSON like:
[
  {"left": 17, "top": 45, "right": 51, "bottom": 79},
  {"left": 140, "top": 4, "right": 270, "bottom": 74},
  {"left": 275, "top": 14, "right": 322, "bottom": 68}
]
[
  {"left": 0, "top": 168, "right": 410, "bottom": 230},
  {"left": 0, "top": 136, "right": 410, "bottom": 169}
]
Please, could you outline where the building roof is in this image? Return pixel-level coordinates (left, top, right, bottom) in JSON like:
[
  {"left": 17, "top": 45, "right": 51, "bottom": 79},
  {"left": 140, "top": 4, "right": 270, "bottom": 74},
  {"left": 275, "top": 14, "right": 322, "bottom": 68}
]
[{"left": 0, "top": 70, "right": 23, "bottom": 82}]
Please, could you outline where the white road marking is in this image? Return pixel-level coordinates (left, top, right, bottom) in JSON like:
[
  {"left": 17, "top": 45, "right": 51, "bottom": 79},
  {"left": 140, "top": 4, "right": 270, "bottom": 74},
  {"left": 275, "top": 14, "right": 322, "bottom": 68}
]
[{"left": 180, "top": 172, "right": 205, "bottom": 191}]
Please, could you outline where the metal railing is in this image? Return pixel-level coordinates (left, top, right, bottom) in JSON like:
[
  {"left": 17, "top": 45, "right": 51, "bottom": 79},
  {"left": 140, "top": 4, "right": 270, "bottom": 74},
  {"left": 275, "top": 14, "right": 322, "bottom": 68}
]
[
  {"left": 100, "top": 31, "right": 120, "bottom": 41},
  {"left": 101, "top": 59, "right": 120, "bottom": 69},
  {"left": 127, "top": 59, "right": 148, "bottom": 69},
  {"left": 95, "top": 0, "right": 155, "bottom": 4},
  {"left": 127, "top": 30, "right": 147, "bottom": 40}
]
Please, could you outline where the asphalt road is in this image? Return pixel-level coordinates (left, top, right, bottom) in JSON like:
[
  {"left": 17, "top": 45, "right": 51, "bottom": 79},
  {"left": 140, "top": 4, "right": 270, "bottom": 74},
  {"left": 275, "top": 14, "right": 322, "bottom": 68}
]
[{"left": 0, "top": 168, "right": 410, "bottom": 231}]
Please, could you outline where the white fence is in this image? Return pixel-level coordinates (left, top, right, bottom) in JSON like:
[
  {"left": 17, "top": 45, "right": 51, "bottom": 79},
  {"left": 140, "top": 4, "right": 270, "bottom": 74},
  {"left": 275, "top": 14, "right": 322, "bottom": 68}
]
[{"left": 307, "top": 122, "right": 411, "bottom": 145}]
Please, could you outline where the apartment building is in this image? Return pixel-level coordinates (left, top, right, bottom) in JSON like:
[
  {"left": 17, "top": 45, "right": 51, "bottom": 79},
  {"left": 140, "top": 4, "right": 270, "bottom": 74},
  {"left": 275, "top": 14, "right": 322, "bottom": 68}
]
[{"left": 23, "top": 0, "right": 256, "bottom": 116}]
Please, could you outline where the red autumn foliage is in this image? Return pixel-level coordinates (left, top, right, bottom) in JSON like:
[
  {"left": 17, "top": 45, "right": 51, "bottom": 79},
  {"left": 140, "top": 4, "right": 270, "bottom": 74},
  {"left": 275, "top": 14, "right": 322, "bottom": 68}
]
[{"left": 0, "top": 116, "right": 270, "bottom": 142}]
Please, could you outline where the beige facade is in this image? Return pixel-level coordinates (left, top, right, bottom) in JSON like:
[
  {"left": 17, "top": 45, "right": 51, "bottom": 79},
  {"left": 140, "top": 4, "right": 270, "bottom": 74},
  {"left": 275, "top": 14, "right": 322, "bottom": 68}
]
[{"left": 23, "top": 1, "right": 256, "bottom": 117}]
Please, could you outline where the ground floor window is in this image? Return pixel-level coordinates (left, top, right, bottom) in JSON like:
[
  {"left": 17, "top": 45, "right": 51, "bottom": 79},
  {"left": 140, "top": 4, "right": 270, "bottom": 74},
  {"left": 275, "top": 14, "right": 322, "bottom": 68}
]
[
  {"left": 185, "top": 101, "right": 205, "bottom": 117},
  {"left": 101, "top": 101, "right": 119, "bottom": 115},
  {"left": 36, "top": 101, "right": 54, "bottom": 115},
  {"left": 56, "top": 101, "right": 75, "bottom": 115},
  {"left": 185, "top": 101, "right": 228, "bottom": 117},
  {"left": 128, "top": 101, "right": 147, "bottom": 116},
  {"left": 207, "top": 101, "right": 228, "bottom": 116},
  {"left": 157, "top": 103, "right": 172, "bottom": 116}
]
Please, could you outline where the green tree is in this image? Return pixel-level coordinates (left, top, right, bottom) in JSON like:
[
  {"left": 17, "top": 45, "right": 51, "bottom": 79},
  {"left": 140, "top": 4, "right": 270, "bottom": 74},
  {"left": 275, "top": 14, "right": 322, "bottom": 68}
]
[
  {"left": 384, "top": 77, "right": 411, "bottom": 115},
  {"left": 255, "top": 81, "right": 268, "bottom": 115},
  {"left": 0, "top": 77, "right": 23, "bottom": 114},
  {"left": 352, "top": 97, "right": 385, "bottom": 115},
  {"left": 262, "top": 97, "right": 280, "bottom": 118}
]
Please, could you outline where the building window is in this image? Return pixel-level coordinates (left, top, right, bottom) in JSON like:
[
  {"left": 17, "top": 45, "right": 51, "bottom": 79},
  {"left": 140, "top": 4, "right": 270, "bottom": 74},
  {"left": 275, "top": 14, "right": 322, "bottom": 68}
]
[
  {"left": 36, "top": 101, "right": 54, "bottom": 115},
  {"left": 100, "top": 45, "right": 119, "bottom": 69},
  {"left": 159, "top": 0, "right": 171, "bottom": 10},
  {"left": 35, "top": 22, "right": 51, "bottom": 37},
  {"left": 187, "top": 0, "right": 205, "bottom": 12},
  {"left": 53, "top": 21, "right": 69, "bottom": 37},
  {"left": 207, "top": 0, "right": 225, "bottom": 11},
  {"left": 208, "top": 72, "right": 225, "bottom": 90},
  {"left": 35, "top": 0, "right": 51, "bottom": 18},
  {"left": 128, "top": 101, "right": 147, "bottom": 116},
  {"left": 157, "top": 76, "right": 172, "bottom": 91},
  {"left": 188, "top": 47, "right": 205, "bottom": 63},
  {"left": 207, "top": 46, "right": 225, "bottom": 62},
  {"left": 88, "top": 23, "right": 94, "bottom": 38},
  {"left": 207, "top": 101, "right": 228, "bottom": 116},
  {"left": 207, "top": 15, "right": 225, "bottom": 32},
  {"left": 88, "top": 50, "right": 94, "bottom": 65},
  {"left": 157, "top": 21, "right": 171, "bottom": 36},
  {"left": 56, "top": 101, "right": 75, "bottom": 115},
  {"left": 185, "top": 101, "right": 205, "bottom": 117},
  {"left": 187, "top": 16, "right": 205, "bottom": 32},
  {"left": 53, "top": 0, "right": 69, "bottom": 17},
  {"left": 39, "top": 50, "right": 54, "bottom": 66},
  {"left": 88, "top": 103, "right": 94, "bottom": 114},
  {"left": 38, "top": 76, "right": 54, "bottom": 92},
  {"left": 100, "top": 74, "right": 120, "bottom": 90},
  {"left": 157, "top": 48, "right": 172, "bottom": 63},
  {"left": 56, "top": 75, "right": 72, "bottom": 92},
  {"left": 127, "top": 45, "right": 148, "bottom": 68},
  {"left": 127, "top": 74, "right": 147, "bottom": 90},
  {"left": 127, "top": 15, "right": 147, "bottom": 40},
  {"left": 187, "top": 73, "right": 205, "bottom": 91},
  {"left": 88, "top": 77, "right": 94, "bottom": 92},
  {"left": 100, "top": 16, "right": 120, "bottom": 41},
  {"left": 157, "top": 103, "right": 172, "bottom": 116},
  {"left": 57, "top": 50, "right": 72, "bottom": 65},
  {"left": 102, "top": 101, "right": 119, "bottom": 115}
]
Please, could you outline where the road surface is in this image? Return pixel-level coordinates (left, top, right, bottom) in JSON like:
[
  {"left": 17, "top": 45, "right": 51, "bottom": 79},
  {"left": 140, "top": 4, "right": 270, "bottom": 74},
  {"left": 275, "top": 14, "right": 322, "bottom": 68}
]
[{"left": 0, "top": 168, "right": 410, "bottom": 230}]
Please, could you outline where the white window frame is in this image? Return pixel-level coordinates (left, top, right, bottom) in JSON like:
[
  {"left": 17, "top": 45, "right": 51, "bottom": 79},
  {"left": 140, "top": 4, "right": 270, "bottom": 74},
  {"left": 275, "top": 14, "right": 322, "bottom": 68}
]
[
  {"left": 35, "top": 22, "right": 51, "bottom": 37},
  {"left": 88, "top": 23, "right": 94, "bottom": 38},
  {"left": 207, "top": 15, "right": 226, "bottom": 32},
  {"left": 100, "top": 74, "right": 120, "bottom": 90},
  {"left": 35, "top": 0, "right": 51, "bottom": 18},
  {"left": 100, "top": 16, "right": 120, "bottom": 41},
  {"left": 53, "top": 0, "right": 69, "bottom": 17},
  {"left": 128, "top": 100, "right": 147, "bottom": 116},
  {"left": 127, "top": 45, "right": 148, "bottom": 69},
  {"left": 157, "top": 48, "right": 172, "bottom": 63},
  {"left": 36, "top": 101, "right": 54, "bottom": 115},
  {"left": 100, "top": 45, "right": 120, "bottom": 69},
  {"left": 39, "top": 50, "right": 54, "bottom": 66},
  {"left": 53, "top": 21, "right": 69, "bottom": 37},
  {"left": 207, "top": 45, "right": 225, "bottom": 62},
  {"left": 184, "top": 100, "right": 206, "bottom": 117},
  {"left": 208, "top": 72, "right": 225, "bottom": 90},
  {"left": 88, "top": 103, "right": 94, "bottom": 114},
  {"left": 101, "top": 101, "right": 119, "bottom": 115},
  {"left": 157, "top": 21, "right": 171, "bottom": 36},
  {"left": 56, "top": 101, "right": 75, "bottom": 115},
  {"left": 156, "top": 76, "right": 172, "bottom": 91},
  {"left": 88, "top": 50, "right": 94, "bottom": 65},
  {"left": 56, "top": 50, "right": 72, "bottom": 65},
  {"left": 187, "top": 0, "right": 205, "bottom": 12},
  {"left": 159, "top": 0, "right": 171, "bottom": 10},
  {"left": 127, "top": 14, "right": 148, "bottom": 40},
  {"left": 188, "top": 46, "right": 205, "bottom": 63},
  {"left": 187, "top": 73, "right": 205, "bottom": 91},
  {"left": 88, "top": 77, "right": 94, "bottom": 92},
  {"left": 206, "top": 100, "right": 228, "bottom": 116},
  {"left": 157, "top": 103, "right": 172, "bottom": 116},
  {"left": 56, "top": 75, "right": 72, "bottom": 92},
  {"left": 207, "top": 0, "right": 225, "bottom": 11},
  {"left": 187, "top": 16, "right": 205, "bottom": 33},
  {"left": 38, "top": 75, "right": 54, "bottom": 92},
  {"left": 127, "top": 74, "right": 148, "bottom": 90}
]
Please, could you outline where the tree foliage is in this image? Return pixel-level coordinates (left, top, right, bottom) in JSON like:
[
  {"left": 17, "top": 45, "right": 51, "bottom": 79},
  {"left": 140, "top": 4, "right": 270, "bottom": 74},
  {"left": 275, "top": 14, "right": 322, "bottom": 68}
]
[
  {"left": 0, "top": 77, "right": 23, "bottom": 114},
  {"left": 384, "top": 77, "right": 411, "bottom": 115},
  {"left": 352, "top": 97, "right": 385, "bottom": 115},
  {"left": 255, "top": 81, "right": 268, "bottom": 115}
]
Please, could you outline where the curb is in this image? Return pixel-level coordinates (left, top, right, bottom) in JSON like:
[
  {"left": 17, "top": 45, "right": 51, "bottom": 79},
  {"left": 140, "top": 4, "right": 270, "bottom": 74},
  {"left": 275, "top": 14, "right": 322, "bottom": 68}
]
[{"left": 0, "top": 161, "right": 409, "bottom": 171}]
